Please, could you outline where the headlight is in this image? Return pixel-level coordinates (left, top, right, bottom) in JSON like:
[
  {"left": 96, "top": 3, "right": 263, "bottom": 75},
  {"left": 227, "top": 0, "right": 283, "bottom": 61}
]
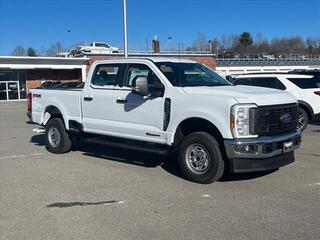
[{"left": 230, "top": 104, "right": 257, "bottom": 138}]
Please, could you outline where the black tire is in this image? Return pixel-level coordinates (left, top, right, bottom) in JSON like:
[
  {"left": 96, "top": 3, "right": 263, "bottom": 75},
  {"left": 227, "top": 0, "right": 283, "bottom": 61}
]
[
  {"left": 178, "top": 131, "right": 224, "bottom": 184},
  {"left": 45, "top": 118, "right": 72, "bottom": 154},
  {"left": 298, "top": 107, "right": 309, "bottom": 132}
]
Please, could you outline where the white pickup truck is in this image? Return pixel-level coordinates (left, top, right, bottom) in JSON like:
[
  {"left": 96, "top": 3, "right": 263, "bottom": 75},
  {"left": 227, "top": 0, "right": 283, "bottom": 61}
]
[
  {"left": 27, "top": 58, "right": 301, "bottom": 183},
  {"left": 76, "top": 42, "right": 119, "bottom": 54}
]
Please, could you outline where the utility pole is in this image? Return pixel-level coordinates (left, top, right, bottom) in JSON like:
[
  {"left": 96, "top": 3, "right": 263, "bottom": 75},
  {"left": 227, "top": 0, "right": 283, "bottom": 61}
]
[{"left": 123, "top": 0, "right": 128, "bottom": 58}]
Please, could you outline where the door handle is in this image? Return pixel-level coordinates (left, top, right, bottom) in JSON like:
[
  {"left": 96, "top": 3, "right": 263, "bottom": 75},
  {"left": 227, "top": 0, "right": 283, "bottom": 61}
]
[
  {"left": 116, "top": 98, "right": 127, "bottom": 104},
  {"left": 84, "top": 95, "right": 93, "bottom": 101}
]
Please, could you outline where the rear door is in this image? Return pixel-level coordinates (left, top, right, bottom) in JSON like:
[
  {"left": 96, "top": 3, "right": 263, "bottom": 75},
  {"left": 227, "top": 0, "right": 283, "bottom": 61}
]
[
  {"left": 82, "top": 63, "right": 125, "bottom": 135},
  {"left": 114, "top": 63, "right": 167, "bottom": 144}
]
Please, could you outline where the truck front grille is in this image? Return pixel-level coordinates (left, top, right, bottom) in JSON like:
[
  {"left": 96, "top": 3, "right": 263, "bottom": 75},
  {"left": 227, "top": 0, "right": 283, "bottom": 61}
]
[{"left": 250, "top": 103, "right": 298, "bottom": 136}]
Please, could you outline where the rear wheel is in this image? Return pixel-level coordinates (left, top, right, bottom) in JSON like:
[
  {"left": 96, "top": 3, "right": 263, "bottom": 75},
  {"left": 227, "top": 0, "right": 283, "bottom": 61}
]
[
  {"left": 298, "top": 107, "right": 309, "bottom": 131},
  {"left": 178, "top": 132, "right": 224, "bottom": 184},
  {"left": 45, "top": 118, "right": 72, "bottom": 154}
]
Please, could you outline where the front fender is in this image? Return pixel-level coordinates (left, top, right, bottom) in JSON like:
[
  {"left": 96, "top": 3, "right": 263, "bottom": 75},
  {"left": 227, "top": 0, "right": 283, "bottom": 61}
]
[{"left": 166, "top": 111, "right": 233, "bottom": 145}]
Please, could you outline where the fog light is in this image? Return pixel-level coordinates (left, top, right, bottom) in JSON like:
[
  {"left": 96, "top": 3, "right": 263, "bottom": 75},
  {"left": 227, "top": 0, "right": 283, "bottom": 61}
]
[{"left": 235, "top": 145, "right": 258, "bottom": 154}]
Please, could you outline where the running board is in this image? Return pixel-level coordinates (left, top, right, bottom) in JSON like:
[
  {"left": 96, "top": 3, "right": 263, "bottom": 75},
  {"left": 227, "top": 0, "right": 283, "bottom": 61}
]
[{"left": 86, "top": 138, "right": 170, "bottom": 155}]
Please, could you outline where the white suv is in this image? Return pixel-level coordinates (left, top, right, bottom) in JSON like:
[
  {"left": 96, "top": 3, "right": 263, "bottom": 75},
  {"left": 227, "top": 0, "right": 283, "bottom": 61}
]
[{"left": 231, "top": 73, "right": 320, "bottom": 131}]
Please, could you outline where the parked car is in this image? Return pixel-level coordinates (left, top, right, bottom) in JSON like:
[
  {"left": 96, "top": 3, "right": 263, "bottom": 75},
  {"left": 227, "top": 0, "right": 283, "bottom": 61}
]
[
  {"left": 259, "top": 53, "right": 275, "bottom": 60},
  {"left": 76, "top": 42, "right": 119, "bottom": 54},
  {"left": 230, "top": 73, "right": 320, "bottom": 131},
  {"left": 27, "top": 58, "right": 301, "bottom": 183},
  {"left": 56, "top": 49, "right": 77, "bottom": 58}
]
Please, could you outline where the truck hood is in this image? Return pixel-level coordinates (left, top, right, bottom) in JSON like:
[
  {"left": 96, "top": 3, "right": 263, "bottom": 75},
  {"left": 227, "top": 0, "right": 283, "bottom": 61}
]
[{"left": 182, "top": 85, "right": 297, "bottom": 106}]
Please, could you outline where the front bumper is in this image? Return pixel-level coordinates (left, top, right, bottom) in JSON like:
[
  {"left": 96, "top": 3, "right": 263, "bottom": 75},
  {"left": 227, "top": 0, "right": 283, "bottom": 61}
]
[{"left": 224, "top": 129, "right": 301, "bottom": 173}]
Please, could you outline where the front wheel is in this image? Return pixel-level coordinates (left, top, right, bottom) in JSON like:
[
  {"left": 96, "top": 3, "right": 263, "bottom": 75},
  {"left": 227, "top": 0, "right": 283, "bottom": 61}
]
[
  {"left": 298, "top": 107, "right": 309, "bottom": 132},
  {"left": 45, "top": 118, "right": 72, "bottom": 154},
  {"left": 178, "top": 132, "right": 224, "bottom": 184}
]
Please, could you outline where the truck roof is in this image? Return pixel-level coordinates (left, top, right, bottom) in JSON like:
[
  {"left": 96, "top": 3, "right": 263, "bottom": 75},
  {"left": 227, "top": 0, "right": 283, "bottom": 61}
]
[
  {"left": 93, "top": 57, "right": 197, "bottom": 65},
  {"left": 144, "top": 57, "right": 196, "bottom": 63}
]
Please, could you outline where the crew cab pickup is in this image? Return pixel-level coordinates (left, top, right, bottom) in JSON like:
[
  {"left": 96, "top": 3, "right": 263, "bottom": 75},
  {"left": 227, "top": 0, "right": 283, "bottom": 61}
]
[{"left": 27, "top": 58, "right": 301, "bottom": 183}]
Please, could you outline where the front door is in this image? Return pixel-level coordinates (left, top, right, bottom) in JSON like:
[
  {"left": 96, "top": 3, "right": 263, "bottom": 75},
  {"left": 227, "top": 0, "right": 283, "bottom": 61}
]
[
  {"left": 81, "top": 63, "right": 124, "bottom": 136},
  {"left": 7, "top": 81, "right": 20, "bottom": 100},
  {"left": 0, "top": 81, "right": 20, "bottom": 101},
  {"left": 115, "top": 63, "right": 167, "bottom": 144}
]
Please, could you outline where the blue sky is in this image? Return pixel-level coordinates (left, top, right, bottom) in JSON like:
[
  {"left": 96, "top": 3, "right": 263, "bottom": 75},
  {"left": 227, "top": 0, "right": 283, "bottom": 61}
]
[{"left": 0, "top": 0, "right": 319, "bottom": 55}]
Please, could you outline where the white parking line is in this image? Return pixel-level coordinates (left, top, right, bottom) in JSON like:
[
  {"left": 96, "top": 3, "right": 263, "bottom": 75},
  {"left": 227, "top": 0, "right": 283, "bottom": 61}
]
[
  {"left": 0, "top": 153, "right": 47, "bottom": 160},
  {"left": 202, "top": 194, "right": 211, "bottom": 198},
  {"left": 307, "top": 183, "right": 320, "bottom": 186},
  {"left": 103, "top": 200, "right": 127, "bottom": 205}
]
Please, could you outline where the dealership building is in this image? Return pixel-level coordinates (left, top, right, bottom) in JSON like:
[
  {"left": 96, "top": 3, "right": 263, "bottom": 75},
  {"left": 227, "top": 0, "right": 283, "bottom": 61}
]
[{"left": 0, "top": 56, "right": 88, "bottom": 101}]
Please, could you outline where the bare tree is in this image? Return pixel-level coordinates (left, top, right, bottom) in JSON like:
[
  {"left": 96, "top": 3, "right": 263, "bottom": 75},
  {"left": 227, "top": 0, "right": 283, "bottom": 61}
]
[
  {"left": 27, "top": 47, "right": 37, "bottom": 56},
  {"left": 189, "top": 32, "right": 319, "bottom": 56},
  {"left": 208, "top": 37, "right": 219, "bottom": 53},
  {"left": 255, "top": 32, "right": 264, "bottom": 46},
  {"left": 306, "top": 37, "right": 320, "bottom": 55},
  {"left": 191, "top": 32, "right": 209, "bottom": 52},
  {"left": 253, "top": 33, "right": 270, "bottom": 53},
  {"left": 11, "top": 45, "right": 26, "bottom": 56},
  {"left": 219, "top": 34, "right": 239, "bottom": 51},
  {"left": 46, "top": 42, "right": 63, "bottom": 56}
]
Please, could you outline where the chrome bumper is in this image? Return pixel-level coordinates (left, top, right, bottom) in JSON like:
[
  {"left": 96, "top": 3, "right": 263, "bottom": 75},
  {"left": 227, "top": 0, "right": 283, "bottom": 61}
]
[{"left": 224, "top": 129, "right": 301, "bottom": 159}]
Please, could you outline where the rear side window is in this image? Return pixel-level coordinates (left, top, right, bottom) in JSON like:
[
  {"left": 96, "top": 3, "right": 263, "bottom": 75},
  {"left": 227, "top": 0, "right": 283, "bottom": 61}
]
[
  {"left": 234, "top": 77, "right": 286, "bottom": 90},
  {"left": 251, "top": 77, "right": 286, "bottom": 90},
  {"left": 92, "top": 64, "right": 122, "bottom": 86},
  {"left": 287, "top": 78, "right": 319, "bottom": 89},
  {"left": 234, "top": 78, "right": 251, "bottom": 85}
]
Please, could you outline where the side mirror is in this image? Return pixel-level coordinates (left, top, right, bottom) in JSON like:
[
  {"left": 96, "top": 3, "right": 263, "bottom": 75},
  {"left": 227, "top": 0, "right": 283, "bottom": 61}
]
[{"left": 132, "top": 76, "right": 149, "bottom": 96}]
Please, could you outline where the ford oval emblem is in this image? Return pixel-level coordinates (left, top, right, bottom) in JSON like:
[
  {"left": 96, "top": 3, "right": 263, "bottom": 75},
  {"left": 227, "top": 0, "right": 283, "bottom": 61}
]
[{"left": 280, "top": 113, "right": 292, "bottom": 123}]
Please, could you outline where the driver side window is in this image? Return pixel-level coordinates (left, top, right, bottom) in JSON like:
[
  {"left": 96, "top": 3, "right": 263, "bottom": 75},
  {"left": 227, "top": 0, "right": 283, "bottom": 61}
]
[{"left": 125, "top": 64, "right": 163, "bottom": 90}]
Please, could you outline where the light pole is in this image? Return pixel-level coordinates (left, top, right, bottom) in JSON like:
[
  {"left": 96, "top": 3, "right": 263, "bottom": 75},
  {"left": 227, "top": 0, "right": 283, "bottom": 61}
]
[
  {"left": 208, "top": 40, "right": 212, "bottom": 53},
  {"left": 123, "top": 0, "right": 128, "bottom": 58}
]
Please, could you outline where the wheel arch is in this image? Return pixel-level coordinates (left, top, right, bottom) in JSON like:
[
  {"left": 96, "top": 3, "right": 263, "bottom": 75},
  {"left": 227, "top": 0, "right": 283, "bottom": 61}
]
[
  {"left": 172, "top": 117, "right": 225, "bottom": 147},
  {"left": 298, "top": 100, "right": 314, "bottom": 120},
  {"left": 43, "top": 105, "right": 65, "bottom": 126}
]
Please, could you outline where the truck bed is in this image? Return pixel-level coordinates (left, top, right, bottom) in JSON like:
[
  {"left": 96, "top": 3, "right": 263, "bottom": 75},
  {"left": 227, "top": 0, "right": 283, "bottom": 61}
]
[{"left": 30, "top": 88, "right": 82, "bottom": 128}]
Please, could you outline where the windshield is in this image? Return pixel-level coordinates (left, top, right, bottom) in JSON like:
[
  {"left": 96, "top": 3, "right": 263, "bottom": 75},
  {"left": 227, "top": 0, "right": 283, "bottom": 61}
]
[{"left": 155, "top": 62, "right": 231, "bottom": 87}]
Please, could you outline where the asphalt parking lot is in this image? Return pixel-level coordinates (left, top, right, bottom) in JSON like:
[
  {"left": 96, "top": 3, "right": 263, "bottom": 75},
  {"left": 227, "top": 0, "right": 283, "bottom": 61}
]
[{"left": 0, "top": 101, "right": 319, "bottom": 240}]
